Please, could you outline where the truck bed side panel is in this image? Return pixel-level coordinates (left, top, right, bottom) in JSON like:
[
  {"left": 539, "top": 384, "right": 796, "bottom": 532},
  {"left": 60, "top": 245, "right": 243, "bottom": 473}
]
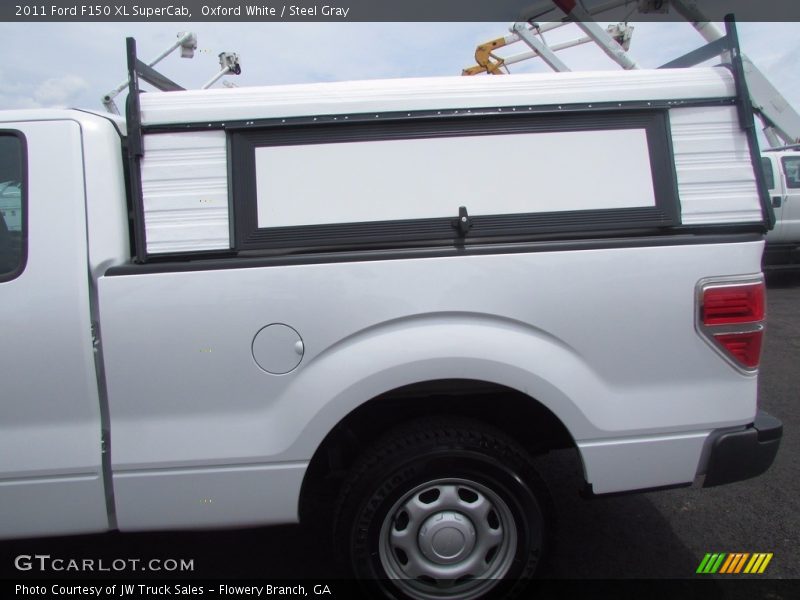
[{"left": 99, "top": 239, "right": 763, "bottom": 529}]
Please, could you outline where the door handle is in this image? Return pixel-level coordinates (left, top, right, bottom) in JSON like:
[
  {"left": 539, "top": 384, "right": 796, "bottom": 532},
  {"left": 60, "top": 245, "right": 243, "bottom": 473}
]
[{"left": 772, "top": 196, "right": 782, "bottom": 208}]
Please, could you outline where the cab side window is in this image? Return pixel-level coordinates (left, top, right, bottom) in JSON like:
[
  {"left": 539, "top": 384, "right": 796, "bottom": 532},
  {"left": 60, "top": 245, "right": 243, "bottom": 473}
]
[
  {"left": 782, "top": 156, "right": 800, "bottom": 189},
  {"left": 0, "top": 133, "right": 25, "bottom": 280}
]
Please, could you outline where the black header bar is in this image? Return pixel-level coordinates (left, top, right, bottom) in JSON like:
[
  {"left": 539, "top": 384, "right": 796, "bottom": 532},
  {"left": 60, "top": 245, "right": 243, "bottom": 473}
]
[{"left": 3, "top": 0, "right": 800, "bottom": 23}]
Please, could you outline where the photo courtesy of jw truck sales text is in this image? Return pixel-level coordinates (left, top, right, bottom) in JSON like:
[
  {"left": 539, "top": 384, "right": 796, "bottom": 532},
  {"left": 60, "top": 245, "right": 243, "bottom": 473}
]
[
  {"left": 14, "top": 584, "right": 332, "bottom": 596},
  {"left": 1, "top": 2, "right": 795, "bottom": 599}
]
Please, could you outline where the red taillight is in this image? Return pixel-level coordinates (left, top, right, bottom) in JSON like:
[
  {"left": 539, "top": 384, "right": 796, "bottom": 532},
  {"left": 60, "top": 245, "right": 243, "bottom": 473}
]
[
  {"left": 712, "top": 331, "right": 764, "bottom": 369},
  {"left": 698, "top": 278, "right": 765, "bottom": 372},
  {"left": 702, "top": 284, "right": 765, "bottom": 325}
]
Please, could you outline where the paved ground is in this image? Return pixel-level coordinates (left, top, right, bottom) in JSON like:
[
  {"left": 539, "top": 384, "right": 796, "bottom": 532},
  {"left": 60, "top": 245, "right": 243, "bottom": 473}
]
[
  {"left": 1, "top": 271, "right": 798, "bottom": 588},
  {"left": 535, "top": 268, "right": 799, "bottom": 579}
]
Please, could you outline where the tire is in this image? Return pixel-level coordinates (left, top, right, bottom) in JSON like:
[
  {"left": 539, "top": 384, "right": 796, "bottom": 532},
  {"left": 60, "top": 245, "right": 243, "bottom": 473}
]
[{"left": 334, "top": 417, "right": 552, "bottom": 600}]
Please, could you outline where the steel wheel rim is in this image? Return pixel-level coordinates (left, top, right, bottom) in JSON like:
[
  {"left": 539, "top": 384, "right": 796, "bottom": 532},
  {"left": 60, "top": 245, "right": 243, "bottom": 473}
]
[{"left": 378, "top": 477, "right": 518, "bottom": 600}]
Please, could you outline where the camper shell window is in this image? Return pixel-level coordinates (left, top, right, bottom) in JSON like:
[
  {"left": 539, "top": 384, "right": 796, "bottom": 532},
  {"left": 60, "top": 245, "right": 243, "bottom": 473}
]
[{"left": 229, "top": 110, "right": 680, "bottom": 253}]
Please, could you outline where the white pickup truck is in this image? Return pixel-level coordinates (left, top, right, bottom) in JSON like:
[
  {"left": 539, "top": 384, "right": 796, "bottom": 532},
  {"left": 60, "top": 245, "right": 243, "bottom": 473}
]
[
  {"left": 763, "top": 148, "right": 800, "bottom": 265},
  {"left": 0, "top": 29, "right": 783, "bottom": 600}
]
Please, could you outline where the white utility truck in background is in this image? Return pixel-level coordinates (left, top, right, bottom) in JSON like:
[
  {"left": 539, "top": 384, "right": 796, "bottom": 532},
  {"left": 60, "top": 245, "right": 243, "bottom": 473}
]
[
  {"left": 0, "top": 15, "right": 783, "bottom": 600},
  {"left": 763, "top": 148, "right": 800, "bottom": 264}
]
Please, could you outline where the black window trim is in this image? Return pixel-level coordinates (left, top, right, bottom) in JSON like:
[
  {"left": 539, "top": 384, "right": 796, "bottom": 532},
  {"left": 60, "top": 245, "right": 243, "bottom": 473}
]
[
  {"left": 229, "top": 109, "right": 681, "bottom": 253},
  {"left": 0, "top": 129, "right": 28, "bottom": 284}
]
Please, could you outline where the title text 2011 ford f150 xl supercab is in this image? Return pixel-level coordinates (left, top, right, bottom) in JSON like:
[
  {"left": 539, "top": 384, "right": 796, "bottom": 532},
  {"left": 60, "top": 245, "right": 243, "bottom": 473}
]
[{"left": 0, "top": 28, "right": 783, "bottom": 600}]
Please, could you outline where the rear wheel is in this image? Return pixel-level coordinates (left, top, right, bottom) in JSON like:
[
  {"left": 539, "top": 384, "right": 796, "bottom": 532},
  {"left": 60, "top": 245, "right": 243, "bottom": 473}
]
[{"left": 335, "top": 418, "right": 551, "bottom": 600}]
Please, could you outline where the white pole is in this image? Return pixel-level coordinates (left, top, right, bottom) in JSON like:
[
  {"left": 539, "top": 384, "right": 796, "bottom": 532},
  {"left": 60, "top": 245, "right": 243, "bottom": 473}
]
[{"left": 102, "top": 32, "right": 197, "bottom": 113}]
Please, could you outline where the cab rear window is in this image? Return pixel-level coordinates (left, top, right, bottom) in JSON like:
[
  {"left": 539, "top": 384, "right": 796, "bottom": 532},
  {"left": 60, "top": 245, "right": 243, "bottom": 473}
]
[{"left": 760, "top": 157, "right": 775, "bottom": 190}]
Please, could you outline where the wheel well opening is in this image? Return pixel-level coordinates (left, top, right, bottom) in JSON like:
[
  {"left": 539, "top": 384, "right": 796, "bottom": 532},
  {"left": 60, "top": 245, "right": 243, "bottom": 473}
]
[{"left": 298, "top": 379, "right": 574, "bottom": 527}]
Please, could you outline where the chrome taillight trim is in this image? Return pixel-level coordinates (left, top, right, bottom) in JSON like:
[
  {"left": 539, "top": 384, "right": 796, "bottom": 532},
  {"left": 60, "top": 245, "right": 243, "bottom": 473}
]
[{"left": 695, "top": 274, "right": 766, "bottom": 375}]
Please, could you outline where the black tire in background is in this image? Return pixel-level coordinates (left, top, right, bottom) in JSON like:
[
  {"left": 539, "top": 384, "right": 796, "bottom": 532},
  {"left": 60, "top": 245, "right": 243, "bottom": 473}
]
[{"left": 334, "top": 417, "right": 553, "bottom": 600}]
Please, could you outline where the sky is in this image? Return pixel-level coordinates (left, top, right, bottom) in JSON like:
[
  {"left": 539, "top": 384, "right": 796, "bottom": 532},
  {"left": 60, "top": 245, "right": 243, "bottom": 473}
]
[{"left": 0, "top": 20, "right": 798, "bottom": 144}]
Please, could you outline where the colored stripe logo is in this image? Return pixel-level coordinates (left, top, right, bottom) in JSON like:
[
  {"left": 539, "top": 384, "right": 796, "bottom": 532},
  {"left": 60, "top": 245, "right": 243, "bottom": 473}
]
[{"left": 696, "top": 553, "right": 773, "bottom": 574}]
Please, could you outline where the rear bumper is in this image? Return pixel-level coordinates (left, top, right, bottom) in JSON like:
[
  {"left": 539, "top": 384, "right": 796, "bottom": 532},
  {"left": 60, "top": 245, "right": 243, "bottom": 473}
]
[{"left": 702, "top": 410, "right": 782, "bottom": 487}]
